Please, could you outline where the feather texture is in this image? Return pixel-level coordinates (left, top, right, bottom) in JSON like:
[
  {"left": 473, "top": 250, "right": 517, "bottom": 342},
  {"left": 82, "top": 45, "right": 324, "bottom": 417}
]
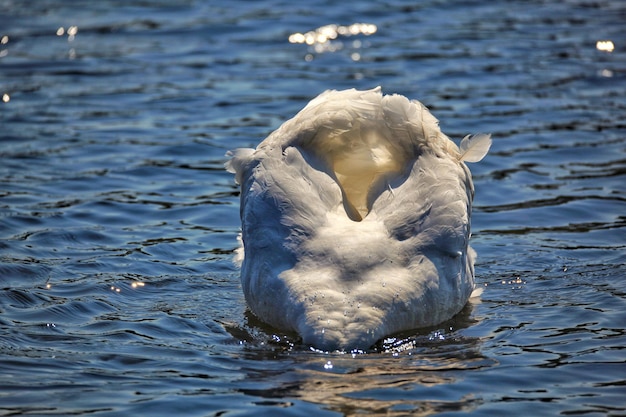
[
  {"left": 226, "top": 87, "right": 490, "bottom": 351},
  {"left": 459, "top": 133, "right": 492, "bottom": 163}
]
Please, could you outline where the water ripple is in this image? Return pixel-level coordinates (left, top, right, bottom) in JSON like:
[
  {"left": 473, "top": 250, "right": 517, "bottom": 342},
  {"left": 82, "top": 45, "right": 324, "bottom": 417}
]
[{"left": 1, "top": 0, "right": 625, "bottom": 415}]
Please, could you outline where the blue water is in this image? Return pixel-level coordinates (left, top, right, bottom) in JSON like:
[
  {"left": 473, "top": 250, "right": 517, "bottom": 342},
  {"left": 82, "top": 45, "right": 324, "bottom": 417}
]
[{"left": 1, "top": 0, "right": 625, "bottom": 415}]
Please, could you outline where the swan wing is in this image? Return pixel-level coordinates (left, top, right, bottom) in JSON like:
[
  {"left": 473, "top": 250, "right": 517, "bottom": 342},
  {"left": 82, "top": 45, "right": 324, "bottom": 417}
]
[{"left": 234, "top": 144, "right": 343, "bottom": 331}]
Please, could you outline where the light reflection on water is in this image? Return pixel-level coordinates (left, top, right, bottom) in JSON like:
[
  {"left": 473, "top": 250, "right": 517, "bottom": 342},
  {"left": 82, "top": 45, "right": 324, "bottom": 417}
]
[
  {"left": 288, "top": 22, "right": 377, "bottom": 59},
  {"left": 596, "top": 40, "right": 615, "bottom": 53},
  {"left": 0, "top": 0, "right": 625, "bottom": 415}
]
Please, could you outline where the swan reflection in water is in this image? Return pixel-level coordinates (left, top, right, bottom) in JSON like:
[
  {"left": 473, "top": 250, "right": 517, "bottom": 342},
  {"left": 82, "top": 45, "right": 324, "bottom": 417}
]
[
  {"left": 227, "top": 87, "right": 491, "bottom": 351},
  {"left": 229, "top": 302, "right": 494, "bottom": 416}
]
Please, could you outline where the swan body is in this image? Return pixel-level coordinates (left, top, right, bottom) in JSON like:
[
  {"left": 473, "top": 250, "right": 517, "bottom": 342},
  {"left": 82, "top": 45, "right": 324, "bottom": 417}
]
[{"left": 226, "top": 87, "right": 490, "bottom": 351}]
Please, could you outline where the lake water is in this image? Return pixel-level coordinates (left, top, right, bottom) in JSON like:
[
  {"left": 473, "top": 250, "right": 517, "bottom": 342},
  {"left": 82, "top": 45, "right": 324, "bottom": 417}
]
[{"left": 1, "top": 0, "right": 625, "bottom": 415}]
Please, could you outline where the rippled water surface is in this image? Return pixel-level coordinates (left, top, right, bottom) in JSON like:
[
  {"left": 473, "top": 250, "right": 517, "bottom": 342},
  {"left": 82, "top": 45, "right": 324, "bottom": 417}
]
[{"left": 1, "top": 0, "right": 625, "bottom": 415}]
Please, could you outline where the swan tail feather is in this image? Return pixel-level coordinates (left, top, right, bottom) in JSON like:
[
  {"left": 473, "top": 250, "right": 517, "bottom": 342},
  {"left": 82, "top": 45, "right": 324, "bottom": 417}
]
[
  {"left": 459, "top": 134, "right": 492, "bottom": 163},
  {"left": 225, "top": 148, "right": 255, "bottom": 184}
]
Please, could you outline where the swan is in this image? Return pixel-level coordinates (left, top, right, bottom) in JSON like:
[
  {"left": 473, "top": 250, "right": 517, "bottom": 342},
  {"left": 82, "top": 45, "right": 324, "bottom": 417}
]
[{"left": 226, "top": 87, "right": 491, "bottom": 351}]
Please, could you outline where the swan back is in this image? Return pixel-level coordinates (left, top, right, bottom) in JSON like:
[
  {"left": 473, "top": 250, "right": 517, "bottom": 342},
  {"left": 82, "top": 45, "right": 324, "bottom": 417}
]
[{"left": 226, "top": 87, "right": 490, "bottom": 351}]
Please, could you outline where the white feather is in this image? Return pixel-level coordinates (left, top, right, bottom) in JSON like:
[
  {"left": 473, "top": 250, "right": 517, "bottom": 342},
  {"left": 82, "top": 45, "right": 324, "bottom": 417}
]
[
  {"left": 224, "top": 148, "right": 255, "bottom": 184},
  {"left": 226, "top": 87, "right": 490, "bottom": 351},
  {"left": 459, "top": 133, "right": 492, "bottom": 163}
]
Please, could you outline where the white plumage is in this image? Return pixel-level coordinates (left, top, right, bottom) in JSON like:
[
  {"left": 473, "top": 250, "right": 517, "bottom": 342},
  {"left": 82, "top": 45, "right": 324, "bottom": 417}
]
[{"left": 226, "top": 87, "right": 491, "bottom": 351}]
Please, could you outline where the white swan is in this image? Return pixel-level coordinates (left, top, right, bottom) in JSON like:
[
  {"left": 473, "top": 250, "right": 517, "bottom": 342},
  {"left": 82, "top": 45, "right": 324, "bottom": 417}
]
[{"left": 226, "top": 87, "right": 491, "bottom": 351}]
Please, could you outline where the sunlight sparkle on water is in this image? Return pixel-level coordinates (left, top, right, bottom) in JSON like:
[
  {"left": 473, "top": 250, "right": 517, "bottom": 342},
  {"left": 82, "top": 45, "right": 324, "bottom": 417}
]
[
  {"left": 289, "top": 23, "right": 377, "bottom": 46},
  {"left": 596, "top": 40, "right": 614, "bottom": 53},
  {"left": 57, "top": 26, "right": 78, "bottom": 41}
]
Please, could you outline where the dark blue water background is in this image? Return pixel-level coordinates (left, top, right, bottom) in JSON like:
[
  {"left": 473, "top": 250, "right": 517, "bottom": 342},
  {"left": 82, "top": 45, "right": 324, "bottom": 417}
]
[{"left": 1, "top": 0, "right": 625, "bottom": 415}]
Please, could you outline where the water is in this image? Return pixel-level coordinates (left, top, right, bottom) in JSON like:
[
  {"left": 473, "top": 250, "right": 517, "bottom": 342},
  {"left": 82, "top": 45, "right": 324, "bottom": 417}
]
[{"left": 1, "top": 0, "right": 625, "bottom": 415}]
